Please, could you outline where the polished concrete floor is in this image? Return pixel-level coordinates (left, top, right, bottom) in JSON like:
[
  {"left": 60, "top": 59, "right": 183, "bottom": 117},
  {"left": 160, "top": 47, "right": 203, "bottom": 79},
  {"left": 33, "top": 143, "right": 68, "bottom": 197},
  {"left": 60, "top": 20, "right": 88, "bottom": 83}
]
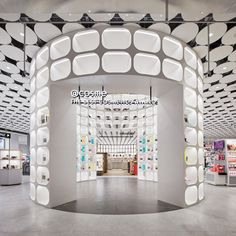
[
  {"left": 54, "top": 177, "right": 181, "bottom": 214},
  {"left": 1, "top": 179, "right": 236, "bottom": 236},
  {"left": 103, "top": 169, "right": 130, "bottom": 176}
]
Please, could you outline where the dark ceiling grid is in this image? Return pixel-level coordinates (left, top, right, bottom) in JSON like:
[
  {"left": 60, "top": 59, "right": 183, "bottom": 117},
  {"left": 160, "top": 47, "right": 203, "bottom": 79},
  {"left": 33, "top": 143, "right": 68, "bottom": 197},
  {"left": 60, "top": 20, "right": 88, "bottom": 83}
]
[{"left": 0, "top": 13, "right": 235, "bottom": 139}]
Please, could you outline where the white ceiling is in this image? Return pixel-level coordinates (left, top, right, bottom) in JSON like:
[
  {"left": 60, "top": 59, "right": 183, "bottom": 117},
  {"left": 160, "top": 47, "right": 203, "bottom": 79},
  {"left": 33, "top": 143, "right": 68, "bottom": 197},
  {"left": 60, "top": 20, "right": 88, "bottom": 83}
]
[{"left": 0, "top": 13, "right": 235, "bottom": 139}]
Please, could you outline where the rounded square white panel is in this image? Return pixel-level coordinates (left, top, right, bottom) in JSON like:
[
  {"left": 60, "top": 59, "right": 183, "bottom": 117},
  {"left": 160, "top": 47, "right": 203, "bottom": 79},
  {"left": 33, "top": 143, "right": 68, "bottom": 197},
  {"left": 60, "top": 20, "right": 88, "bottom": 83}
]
[
  {"left": 198, "top": 166, "right": 204, "bottom": 182},
  {"left": 184, "top": 108, "right": 197, "bottom": 127},
  {"left": 30, "top": 148, "right": 36, "bottom": 165},
  {"left": 37, "top": 107, "right": 49, "bottom": 127},
  {"left": 185, "top": 186, "right": 198, "bottom": 205},
  {"left": 198, "top": 183, "right": 204, "bottom": 200},
  {"left": 185, "top": 167, "right": 197, "bottom": 185},
  {"left": 73, "top": 30, "right": 99, "bottom": 53},
  {"left": 185, "top": 127, "right": 197, "bottom": 145},
  {"left": 102, "top": 28, "right": 131, "bottom": 49},
  {"left": 73, "top": 53, "right": 99, "bottom": 76},
  {"left": 37, "top": 87, "right": 49, "bottom": 108},
  {"left": 50, "top": 36, "right": 71, "bottom": 60},
  {"left": 37, "top": 127, "right": 49, "bottom": 146},
  {"left": 37, "top": 67, "right": 49, "bottom": 89},
  {"left": 37, "top": 147, "right": 49, "bottom": 165},
  {"left": 184, "top": 88, "right": 197, "bottom": 108},
  {"left": 30, "top": 183, "right": 36, "bottom": 201},
  {"left": 184, "top": 67, "right": 197, "bottom": 89},
  {"left": 198, "top": 77, "right": 203, "bottom": 95},
  {"left": 37, "top": 166, "right": 49, "bottom": 185},
  {"left": 163, "top": 36, "right": 183, "bottom": 60},
  {"left": 134, "top": 53, "right": 160, "bottom": 76},
  {"left": 198, "top": 59, "right": 203, "bottom": 78},
  {"left": 51, "top": 58, "right": 71, "bottom": 81},
  {"left": 30, "top": 166, "right": 36, "bottom": 182},
  {"left": 185, "top": 147, "right": 197, "bottom": 165},
  {"left": 163, "top": 59, "right": 183, "bottom": 81},
  {"left": 184, "top": 47, "right": 197, "bottom": 69},
  {"left": 102, "top": 52, "right": 131, "bottom": 73},
  {"left": 134, "top": 30, "right": 160, "bottom": 53},
  {"left": 198, "top": 130, "right": 203, "bottom": 147},
  {"left": 198, "top": 113, "right": 203, "bottom": 130},
  {"left": 30, "top": 113, "right": 35, "bottom": 130},
  {"left": 37, "top": 186, "right": 49, "bottom": 206},
  {"left": 198, "top": 95, "right": 203, "bottom": 113},
  {"left": 198, "top": 148, "right": 204, "bottom": 165},
  {"left": 30, "top": 76, "right": 36, "bottom": 95},
  {"left": 36, "top": 47, "right": 49, "bottom": 70},
  {"left": 30, "top": 131, "right": 36, "bottom": 147}
]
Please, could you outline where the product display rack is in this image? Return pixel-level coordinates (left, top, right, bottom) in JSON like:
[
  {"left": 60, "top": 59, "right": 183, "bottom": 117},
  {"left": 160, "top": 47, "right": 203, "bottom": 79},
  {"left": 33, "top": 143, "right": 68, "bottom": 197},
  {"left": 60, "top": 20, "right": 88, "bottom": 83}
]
[
  {"left": 226, "top": 140, "right": 236, "bottom": 186},
  {"left": 77, "top": 105, "right": 97, "bottom": 181},
  {"left": 137, "top": 105, "right": 158, "bottom": 182},
  {"left": 0, "top": 149, "right": 22, "bottom": 169}
]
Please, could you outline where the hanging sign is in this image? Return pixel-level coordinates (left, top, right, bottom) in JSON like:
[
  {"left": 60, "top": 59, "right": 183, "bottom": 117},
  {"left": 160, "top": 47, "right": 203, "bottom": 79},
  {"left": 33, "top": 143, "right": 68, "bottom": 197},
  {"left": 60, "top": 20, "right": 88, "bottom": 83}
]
[{"left": 0, "top": 132, "right": 11, "bottom": 139}]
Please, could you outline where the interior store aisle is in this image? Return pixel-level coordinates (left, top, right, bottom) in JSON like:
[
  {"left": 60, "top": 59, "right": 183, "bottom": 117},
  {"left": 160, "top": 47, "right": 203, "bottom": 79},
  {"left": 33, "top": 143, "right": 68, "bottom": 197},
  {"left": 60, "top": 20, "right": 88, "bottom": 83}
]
[{"left": 0, "top": 182, "right": 236, "bottom": 236}]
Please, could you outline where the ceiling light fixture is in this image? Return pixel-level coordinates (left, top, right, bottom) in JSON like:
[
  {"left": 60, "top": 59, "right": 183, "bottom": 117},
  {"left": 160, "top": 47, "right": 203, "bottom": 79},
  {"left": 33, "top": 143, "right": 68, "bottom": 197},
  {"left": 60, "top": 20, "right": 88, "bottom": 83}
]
[
  {"left": 209, "top": 32, "right": 213, "bottom": 37},
  {"left": 20, "top": 32, "right": 24, "bottom": 37}
]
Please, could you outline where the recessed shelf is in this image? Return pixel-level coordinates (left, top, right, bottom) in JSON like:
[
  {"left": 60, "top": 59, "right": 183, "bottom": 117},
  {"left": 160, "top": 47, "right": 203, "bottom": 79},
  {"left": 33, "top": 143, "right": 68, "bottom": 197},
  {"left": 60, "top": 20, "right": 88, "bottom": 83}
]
[
  {"left": 163, "top": 36, "right": 183, "bottom": 60},
  {"left": 37, "top": 147, "right": 49, "bottom": 165},
  {"left": 198, "top": 183, "right": 204, "bottom": 200},
  {"left": 30, "top": 131, "right": 36, "bottom": 147},
  {"left": 198, "top": 95, "right": 203, "bottom": 113},
  {"left": 184, "top": 107, "right": 197, "bottom": 127},
  {"left": 185, "top": 127, "right": 197, "bottom": 146},
  {"left": 184, "top": 47, "right": 197, "bottom": 69},
  {"left": 185, "top": 186, "right": 198, "bottom": 205},
  {"left": 37, "top": 186, "right": 49, "bottom": 206},
  {"left": 30, "top": 113, "right": 35, "bottom": 130},
  {"left": 73, "top": 30, "right": 99, "bottom": 53},
  {"left": 198, "top": 113, "right": 203, "bottom": 130},
  {"left": 30, "top": 183, "right": 36, "bottom": 201},
  {"left": 37, "top": 166, "right": 49, "bottom": 185},
  {"left": 184, "top": 67, "right": 197, "bottom": 89},
  {"left": 162, "top": 59, "right": 183, "bottom": 81},
  {"left": 73, "top": 53, "right": 99, "bottom": 76},
  {"left": 134, "top": 53, "right": 160, "bottom": 76},
  {"left": 50, "top": 36, "right": 71, "bottom": 60},
  {"left": 102, "top": 28, "right": 131, "bottom": 49},
  {"left": 134, "top": 29, "right": 160, "bottom": 53},
  {"left": 37, "top": 107, "right": 49, "bottom": 127},
  {"left": 185, "top": 167, "right": 197, "bottom": 185},
  {"left": 184, "top": 87, "right": 197, "bottom": 108},
  {"left": 31, "top": 148, "right": 36, "bottom": 165},
  {"left": 50, "top": 58, "right": 71, "bottom": 81},
  {"left": 37, "top": 87, "right": 49, "bottom": 108},
  {"left": 185, "top": 147, "right": 197, "bottom": 165},
  {"left": 198, "top": 131, "right": 203, "bottom": 147},
  {"left": 102, "top": 52, "right": 131, "bottom": 73},
  {"left": 36, "top": 47, "right": 49, "bottom": 70},
  {"left": 198, "top": 148, "right": 204, "bottom": 165},
  {"left": 37, "top": 127, "right": 49, "bottom": 146},
  {"left": 36, "top": 67, "right": 49, "bottom": 89},
  {"left": 198, "top": 166, "right": 204, "bottom": 182},
  {"left": 30, "top": 166, "right": 36, "bottom": 182}
]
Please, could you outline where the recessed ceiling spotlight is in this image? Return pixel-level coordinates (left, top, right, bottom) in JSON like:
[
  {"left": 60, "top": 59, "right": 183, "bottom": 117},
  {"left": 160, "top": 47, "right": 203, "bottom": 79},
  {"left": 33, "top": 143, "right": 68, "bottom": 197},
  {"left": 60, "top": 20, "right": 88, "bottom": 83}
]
[
  {"left": 216, "top": 86, "right": 219, "bottom": 89},
  {"left": 6, "top": 66, "right": 10, "bottom": 69},
  {"left": 20, "top": 32, "right": 24, "bottom": 37},
  {"left": 223, "top": 66, "right": 227, "bottom": 70},
  {"left": 209, "top": 32, "right": 213, "bottom": 37},
  {"left": 88, "top": 10, "right": 91, "bottom": 13}
]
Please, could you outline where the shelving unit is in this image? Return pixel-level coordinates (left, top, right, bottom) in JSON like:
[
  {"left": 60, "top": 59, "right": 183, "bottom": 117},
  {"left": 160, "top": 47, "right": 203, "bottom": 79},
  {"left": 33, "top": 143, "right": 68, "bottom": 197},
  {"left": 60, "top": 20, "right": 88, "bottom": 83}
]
[
  {"left": 0, "top": 149, "right": 22, "bottom": 185},
  {"left": 226, "top": 140, "right": 236, "bottom": 186}
]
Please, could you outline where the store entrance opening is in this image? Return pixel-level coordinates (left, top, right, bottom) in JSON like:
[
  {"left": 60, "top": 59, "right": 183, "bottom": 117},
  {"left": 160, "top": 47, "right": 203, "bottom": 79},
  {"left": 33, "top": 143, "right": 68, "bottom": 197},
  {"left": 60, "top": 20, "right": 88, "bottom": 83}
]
[{"left": 51, "top": 74, "right": 184, "bottom": 214}]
